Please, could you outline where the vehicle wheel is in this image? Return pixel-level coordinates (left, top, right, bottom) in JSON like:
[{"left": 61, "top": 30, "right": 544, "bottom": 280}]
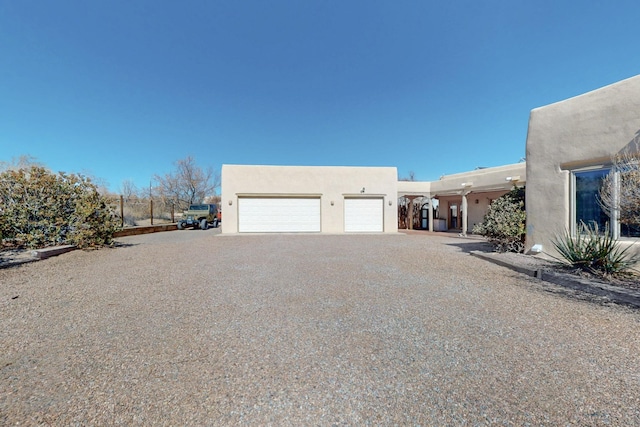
[
  {"left": 177, "top": 221, "right": 184, "bottom": 230},
  {"left": 213, "top": 218, "right": 219, "bottom": 228},
  {"left": 200, "top": 219, "right": 208, "bottom": 230}
]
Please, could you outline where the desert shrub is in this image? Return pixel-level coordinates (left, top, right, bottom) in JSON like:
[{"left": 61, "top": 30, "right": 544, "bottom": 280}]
[
  {"left": 122, "top": 210, "right": 139, "bottom": 227},
  {"left": 473, "top": 186, "right": 526, "bottom": 253},
  {"left": 0, "top": 166, "right": 120, "bottom": 249},
  {"left": 551, "top": 221, "right": 639, "bottom": 276}
]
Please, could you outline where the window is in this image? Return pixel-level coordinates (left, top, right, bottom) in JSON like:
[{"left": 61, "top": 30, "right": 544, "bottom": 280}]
[
  {"left": 574, "top": 168, "right": 610, "bottom": 232},
  {"left": 621, "top": 221, "right": 640, "bottom": 238},
  {"left": 618, "top": 166, "right": 640, "bottom": 238},
  {"left": 573, "top": 167, "right": 640, "bottom": 238}
]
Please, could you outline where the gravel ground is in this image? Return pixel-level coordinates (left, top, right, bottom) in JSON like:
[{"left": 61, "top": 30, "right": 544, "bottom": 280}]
[
  {"left": 489, "top": 250, "right": 640, "bottom": 291},
  {"left": 2, "top": 230, "right": 640, "bottom": 425}
]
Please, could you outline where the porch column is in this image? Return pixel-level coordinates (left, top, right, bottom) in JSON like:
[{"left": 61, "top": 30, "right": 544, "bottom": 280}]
[
  {"left": 408, "top": 196, "right": 414, "bottom": 230},
  {"left": 461, "top": 192, "right": 469, "bottom": 236},
  {"left": 428, "top": 197, "right": 434, "bottom": 232}
]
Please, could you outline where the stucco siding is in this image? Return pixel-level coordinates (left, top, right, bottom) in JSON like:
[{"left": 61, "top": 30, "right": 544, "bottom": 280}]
[
  {"left": 468, "top": 190, "right": 511, "bottom": 232},
  {"left": 221, "top": 165, "right": 398, "bottom": 234},
  {"left": 429, "top": 164, "right": 526, "bottom": 234},
  {"left": 431, "top": 163, "right": 526, "bottom": 194},
  {"left": 526, "top": 75, "right": 640, "bottom": 257}
]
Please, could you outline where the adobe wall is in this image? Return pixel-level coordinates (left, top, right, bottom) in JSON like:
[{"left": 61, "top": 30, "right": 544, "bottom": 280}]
[
  {"left": 525, "top": 75, "right": 640, "bottom": 257},
  {"left": 221, "top": 165, "right": 398, "bottom": 234}
]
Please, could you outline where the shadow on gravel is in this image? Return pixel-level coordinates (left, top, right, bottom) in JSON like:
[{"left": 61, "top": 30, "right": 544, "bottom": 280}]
[
  {"left": 446, "top": 240, "right": 494, "bottom": 254},
  {"left": 110, "top": 242, "right": 137, "bottom": 248}
]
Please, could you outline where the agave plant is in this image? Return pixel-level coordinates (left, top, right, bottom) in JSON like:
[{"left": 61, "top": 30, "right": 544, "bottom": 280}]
[{"left": 551, "top": 221, "right": 639, "bottom": 276}]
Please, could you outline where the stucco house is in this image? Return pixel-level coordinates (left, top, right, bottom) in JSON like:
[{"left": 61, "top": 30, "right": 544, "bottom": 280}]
[
  {"left": 222, "top": 75, "right": 640, "bottom": 258},
  {"left": 221, "top": 163, "right": 524, "bottom": 234},
  {"left": 525, "top": 74, "right": 640, "bottom": 258},
  {"left": 397, "top": 163, "right": 526, "bottom": 235},
  {"left": 221, "top": 165, "right": 399, "bottom": 233}
]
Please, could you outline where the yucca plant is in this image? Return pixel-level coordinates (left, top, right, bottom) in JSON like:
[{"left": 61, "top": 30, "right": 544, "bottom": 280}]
[{"left": 551, "top": 221, "right": 640, "bottom": 276}]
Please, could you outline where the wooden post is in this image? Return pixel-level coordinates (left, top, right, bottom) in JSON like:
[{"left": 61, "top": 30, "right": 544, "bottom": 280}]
[
  {"left": 150, "top": 199, "right": 154, "bottom": 225},
  {"left": 120, "top": 195, "right": 124, "bottom": 228},
  {"left": 171, "top": 204, "right": 175, "bottom": 223}
]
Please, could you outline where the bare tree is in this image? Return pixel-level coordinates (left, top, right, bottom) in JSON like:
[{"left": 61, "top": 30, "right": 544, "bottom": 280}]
[
  {"left": 399, "top": 170, "right": 417, "bottom": 182},
  {"left": 203, "top": 194, "right": 221, "bottom": 205},
  {"left": 0, "top": 155, "right": 44, "bottom": 172},
  {"left": 599, "top": 149, "right": 640, "bottom": 230},
  {"left": 120, "top": 179, "right": 139, "bottom": 202},
  {"left": 154, "top": 156, "right": 220, "bottom": 210}
]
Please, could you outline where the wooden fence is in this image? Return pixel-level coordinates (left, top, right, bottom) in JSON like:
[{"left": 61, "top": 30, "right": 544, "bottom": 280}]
[{"left": 107, "top": 196, "right": 177, "bottom": 228}]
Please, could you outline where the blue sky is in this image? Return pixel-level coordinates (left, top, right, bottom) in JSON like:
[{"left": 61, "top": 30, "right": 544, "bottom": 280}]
[{"left": 2, "top": 1, "right": 640, "bottom": 193}]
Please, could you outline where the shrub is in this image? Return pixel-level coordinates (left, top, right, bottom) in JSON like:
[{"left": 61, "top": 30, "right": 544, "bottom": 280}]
[
  {"left": 0, "top": 166, "right": 120, "bottom": 249},
  {"left": 473, "top": 186, "right": 526, "bottom": 253},
  {"left": 551, "top": 221, "right": 639, "bottom": 277}
]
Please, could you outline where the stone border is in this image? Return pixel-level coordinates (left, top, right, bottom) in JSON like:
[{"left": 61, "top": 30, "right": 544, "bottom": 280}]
[
  {"left": 0, "top": 255, "right": 37, "bottom": 268},
  {"left": 113, "top": 223, "right": 177, "bottom": 237},
  {"left": 30, "top": 245, "right": 76, "bottom": 260},
  {"left": 0, "top": 245, "right": 77, "bottom": 269},
  {"left": 1, "top": 225, "right": 178, "bottom": 269},
  {"left": 470, "top": 251, "right": 640, "bottom": 308}
]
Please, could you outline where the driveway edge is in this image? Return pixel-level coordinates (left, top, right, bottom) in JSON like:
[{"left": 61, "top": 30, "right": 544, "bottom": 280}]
[{"left": 470, "top": 251, "right": 640, "bottom": 308}]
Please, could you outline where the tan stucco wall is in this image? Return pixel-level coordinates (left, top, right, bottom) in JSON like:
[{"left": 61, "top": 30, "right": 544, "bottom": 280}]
[
  {"left": 436, "top": 196, "right": 461, "bottom": 229},
  {"left": 467, "top": 190, "right": 513, "bottom": 232},
  {"left": 431, "top": 163, "right": 526, "bottom": 195},
  {"left": 435, "top": 192, "right": 505, "bottom": 232},
  {"left": 221, "top": 165, "right": 398, "bottom": 234},
  {"left": 431, "top": 163, "right": 526, "bottom": 233},
  {"left": 525, "top": 75, "right": 640, "bottom": 257},
  {"left": 397, "top": 181, "right": 431, "bottom": 196},
  {"left": 395, "top": 164, "right": 525, "bottom": 233}
]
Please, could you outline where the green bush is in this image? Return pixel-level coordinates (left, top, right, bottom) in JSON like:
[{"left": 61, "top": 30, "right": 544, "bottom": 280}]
[
  {"left": 0, "top": 166, "right": 120, "bottom": 249},
  {"left": 551, "top": 221, "right": 639, "bottom": 276},
  {"left": 472, "top": 186, "right": 526, "bottom": 253}
]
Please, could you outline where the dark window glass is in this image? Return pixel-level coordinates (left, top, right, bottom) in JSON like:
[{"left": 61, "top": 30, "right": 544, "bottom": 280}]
[
  {"left": 575, "top": 169, "right": 609, "bottom": 232},
  {"left": 621, "top": 222, "right": 640, "bottom": 238}
]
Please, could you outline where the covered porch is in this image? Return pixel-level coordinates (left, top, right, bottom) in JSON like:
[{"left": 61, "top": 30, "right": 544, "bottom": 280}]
[{"left": 397, "top": 163, "right": 526, "bottom": 235}]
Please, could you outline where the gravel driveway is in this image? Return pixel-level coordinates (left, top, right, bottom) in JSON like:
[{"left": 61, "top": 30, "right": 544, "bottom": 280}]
[{"left": 2, "top": 230, "right": 640, "bottom": 425}]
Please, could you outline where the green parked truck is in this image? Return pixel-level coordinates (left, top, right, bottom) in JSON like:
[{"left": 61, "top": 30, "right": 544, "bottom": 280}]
[{"left": 177, "top": 204, "right": 219, "bottom": 230}]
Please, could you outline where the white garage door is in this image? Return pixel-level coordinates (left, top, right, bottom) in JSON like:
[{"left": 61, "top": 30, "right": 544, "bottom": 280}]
[
  {"left": 344, "top": 198, "right": 383, "bottom": 232},
  {"left": 238, "top": 198, "right": 321, "bottom": 232}
]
